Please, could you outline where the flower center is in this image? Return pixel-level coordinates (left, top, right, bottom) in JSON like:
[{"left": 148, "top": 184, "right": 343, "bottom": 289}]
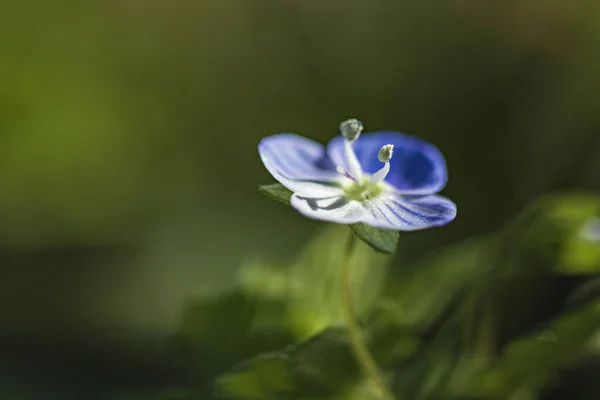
[
  {"left": 343, "top": 178, "right": 385, "bottom": 202},
  {"left": 334, "top": 119, "right": 395, "bottom": 202}
]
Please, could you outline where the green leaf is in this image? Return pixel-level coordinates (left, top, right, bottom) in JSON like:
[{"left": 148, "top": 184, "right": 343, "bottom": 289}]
[
  {"left": 565, "top": 276, "right": 600, "bottom": 311},
  {"left": 215, "top": 326, "right": 419, "bottom": 400},
  {"left": 516, "top": 193, "right": 600, "bottom": 275},
  {"left": 285, "top": 225, "right": 391, "bottom": 340},
  {"left": 258, "top": 183, "right": 292, "bottom": 205},
  {"left": 350, "top": 223, "right": 399, "bottom": 254},
  {"left": 238, "top": 225, "right": 390, "bottom": 341},
  {"left": 216, "top": 353, "right": 296, "bottom": 400},
  {"left": 389, "top": 349, "right": 480, "bottom": 400},
  {"left": 215, "top": 328, "right": 356, "bottom": 400},
  {"left": 372, "top": 237, "right": 491, "bottom": 331}
]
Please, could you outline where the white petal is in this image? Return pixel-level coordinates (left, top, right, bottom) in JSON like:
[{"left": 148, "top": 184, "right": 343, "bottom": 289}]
[
  {"left": 258, "top": 134, "right": 338, "bottom": 192},
  {"left": 293, "top": 181, "right": 345, "bottom": 198},
  {"left": 290, "top": 192, "right": 366, "bottom": 225}
]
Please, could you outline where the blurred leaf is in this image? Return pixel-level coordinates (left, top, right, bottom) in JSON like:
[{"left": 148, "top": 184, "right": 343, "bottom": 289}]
[
  {"left": 350, "top": 223, "right": 399, "bottom": 254},
  {"left": 215, "top": 328, "right": 355, "bottom": 400},
  {"left": 217, "top": 354, "right": 296, "bottom": 400},
  {"left": 477, "top": 300, "right": 600, "bottom": 399},
  {"left": 216, "top": 326, "right": 419, "bottom": 400},
  {"left": 238, "top": 225, "right": 390, "bottom": 340},
  {"left": 390, "top": 350, "right": 479, "bottom": 400},
  {"left": 258, "top": 184, "right": 292, "bottom": 205},
  {"left": 238, "top": 258, "right": 290, "bottom": 300},
  {"left": 565, "top": 276, "right": 600, "bottom": 311},
  {"left": 285, "top": 225, "right": 389, "bottom": 340},
  {"left": 522, "top": 193, "right": 600, "bottom": 275},
  {"left": 372, "top": 237, "right": 491, "bottom": 332}
]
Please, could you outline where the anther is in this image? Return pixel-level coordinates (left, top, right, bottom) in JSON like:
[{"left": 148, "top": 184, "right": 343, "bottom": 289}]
[
  {"left": 378, "top": 144, "right": 394, "bottom": 163},
  {"left": 339, "top": 118, "right": 363, "bottom": 142}
]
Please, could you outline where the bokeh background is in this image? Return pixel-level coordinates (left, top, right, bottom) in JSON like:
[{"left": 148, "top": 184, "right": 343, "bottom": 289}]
[{"left": 2, "top": 0, "right": 600, "bottom": 398}]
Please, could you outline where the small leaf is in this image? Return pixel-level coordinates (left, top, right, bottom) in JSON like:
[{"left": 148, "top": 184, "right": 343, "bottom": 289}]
[
  {"left": 350, "top": 223, "right": 399, "bottom": 254},
  {"left": 258, "top": 183, "right": 292, "bottom": 205}
]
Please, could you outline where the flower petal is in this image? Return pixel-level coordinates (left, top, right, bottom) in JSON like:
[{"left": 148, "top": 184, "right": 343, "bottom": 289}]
[
  {"left": 259, "top": 134, "right": 338, "bottom": 192},
  {"left": 327, "top": 132, "right": 448, "bottom": 194},
  {"left": 290, "top": 192, "right": 366, "bottom": 225},
  {"left": 363, "top": 192, "right": 457, "bottom": 231},
  {"left": 292, "top": 180, "right": 345, "bottom": 199}
]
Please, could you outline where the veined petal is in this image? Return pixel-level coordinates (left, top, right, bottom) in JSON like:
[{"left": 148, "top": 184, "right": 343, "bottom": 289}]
[
  {"left": 327, "top": 132, "right": 448, "bottom": 195},
  {"left": 293, "top": 180, "right": 345, "bottom": 199},
  {"left": 259, "top": 134, "right": 338, "bottom": 192},
  {"left": 363, "top": 192, "right": 457, "bottom": 231},
  {"left": 290, "top": 192, "right": 366, "bottom": 225}
]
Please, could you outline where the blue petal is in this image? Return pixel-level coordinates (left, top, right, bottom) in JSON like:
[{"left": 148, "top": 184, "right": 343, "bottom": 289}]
[
  {"left": 363, "top": 192, "right": 456, "bottom": 231},
  {"left": 259, "top": 134, "right": 338, "bottom": 192},
  {"left": 327, "top": 132, "right": 448, "bottom": 194}
]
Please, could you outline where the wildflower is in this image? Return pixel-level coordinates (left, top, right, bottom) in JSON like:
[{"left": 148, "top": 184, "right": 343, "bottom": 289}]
[{"left": 258, "top": 119, "right": 456, "bottom": 230}]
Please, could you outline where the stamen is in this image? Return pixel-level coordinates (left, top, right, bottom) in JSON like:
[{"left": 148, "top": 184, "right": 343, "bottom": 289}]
[
  {"left": 336, "top": 165, "right": 356, "bottom": 182},
  {"left": 339, "top": 118, "right": 363, "bottom": 142},
  {"left": 338, "top": 119, "right": 365, "bottom": 182},
  {"left": 343, "top": 140, "right": 364, "bottom": 182},
  {"left": 378, "top": 144, "right": 394, "bottom": 163},
  {"left": 370, "top": 144, "right": 394, "bottom": 185}
]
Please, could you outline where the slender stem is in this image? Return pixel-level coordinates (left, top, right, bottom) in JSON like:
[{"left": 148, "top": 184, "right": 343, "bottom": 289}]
[{"left": 340, "top": 231, "right": 396, "bottom": 400}]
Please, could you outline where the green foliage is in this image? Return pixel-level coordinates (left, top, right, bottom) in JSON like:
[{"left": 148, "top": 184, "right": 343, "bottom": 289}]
[
  {"left": 258, "top": 184, "right": 293, "bottom": 206},
  {"left": 166, "top": 224, "right": 390, "bottom": 398},
  {"left": 239, "top": 225, "right": 390, "bottom": 340},
  {"left": 215, "top": 329, "right": 357, "bottom": 400},
  {"left": 207, "top": 192, "right": 600, "bottom": 400},
  {"left": 168, "top": 192, "right": 600, "bottom": 400},
  {"left": 349, "top": 224, "right": 399, "bottom": 254},
  {"left": 258, "top": 183, "right": 399, "bottom": 254}
]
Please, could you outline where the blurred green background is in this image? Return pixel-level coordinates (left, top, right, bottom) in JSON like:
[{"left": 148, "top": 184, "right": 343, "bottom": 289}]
[{"left": 2, "top": 0, "right": 600, "bottom": 398}]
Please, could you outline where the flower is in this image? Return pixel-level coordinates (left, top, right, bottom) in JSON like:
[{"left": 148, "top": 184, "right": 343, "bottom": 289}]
[{"left": 258, "top": 119, "right": 457, "bottom": 230}]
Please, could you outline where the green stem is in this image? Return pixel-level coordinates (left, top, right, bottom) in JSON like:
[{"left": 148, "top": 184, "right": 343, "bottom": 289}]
[{"left": 340, "top": 231, "right": 396, "bottom": 400}]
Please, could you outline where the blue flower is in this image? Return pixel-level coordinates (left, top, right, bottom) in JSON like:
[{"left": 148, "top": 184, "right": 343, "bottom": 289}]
[{"left": 258, "top": 119, "right": 457, "bottom": 230}]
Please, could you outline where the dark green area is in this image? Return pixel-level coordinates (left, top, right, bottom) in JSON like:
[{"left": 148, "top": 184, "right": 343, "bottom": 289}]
[{"left": 1, "top": 1, "right": 600, "bottom": 399}]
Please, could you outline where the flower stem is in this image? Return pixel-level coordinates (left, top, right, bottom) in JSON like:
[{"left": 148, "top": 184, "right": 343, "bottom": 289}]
[{"left": 340, "top": 231, "right": 396, "bottom": 400}]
